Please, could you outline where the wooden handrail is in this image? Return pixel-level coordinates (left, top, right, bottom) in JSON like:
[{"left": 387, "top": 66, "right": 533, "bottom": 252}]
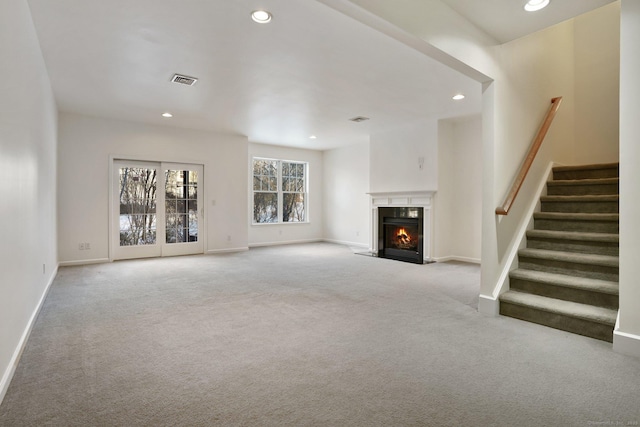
[{"left": 496, "top": 96, "right": 563, "bottom": 215}]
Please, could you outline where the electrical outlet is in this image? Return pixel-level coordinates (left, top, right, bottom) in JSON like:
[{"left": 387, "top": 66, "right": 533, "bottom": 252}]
[
  {"left": 79, "top": 243, "right": 85, "bottom": 250},
  {"left": 227, "top": 235, "right": 231, "bottom": 242},
  {"left": 85, "top": 242, "right": 91, "bottom": 250},
  {"left": 356, "top": 231, "right": 359, "bottom": 237}
]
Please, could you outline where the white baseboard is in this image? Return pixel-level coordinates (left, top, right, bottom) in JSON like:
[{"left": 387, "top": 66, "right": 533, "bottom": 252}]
[
  {"left": 206, "top": 247, "right": 249, "bottom": 254},
  {"left": 433, "top": 255, "right": 481, "bottom": 264},
  {"left": 248, "top": 239, "right": 322, "bottom": 248},
  {"left": 58, "top": 258, "right": 110, "bottom": 267},
  {"left": 478, "top": 294, "right": 499, "bottom": 316},
  {"left": 614, "top": 329, "right": 640, "bottom": 359},
  {"left": 323, "top": 239, "right": 369, "bottom": 249},
  {"left": 0, "top": 264, "right": 59, "bottom": 405}
]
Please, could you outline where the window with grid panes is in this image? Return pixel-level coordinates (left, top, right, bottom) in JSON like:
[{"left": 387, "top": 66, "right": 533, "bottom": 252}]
[{"left": 252, "top": 158, "right": 307, "bottom": 224}]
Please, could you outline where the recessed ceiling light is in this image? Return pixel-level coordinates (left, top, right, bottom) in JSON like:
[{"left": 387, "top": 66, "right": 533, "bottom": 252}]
[
  {"left": 524, "top": 0, "right": 549, "bottom": 12},
  {"left": 162, "top": 112, "right": 173, "bottom": 118},
  {"left": 452, "top": 94, "right": 465, "bottom": 100},
  {"left": 309, "top": 135, "right": 317, "bottom": 139},
  {"left": 251, "top": 10, "right": 272, "bottom": 23}
]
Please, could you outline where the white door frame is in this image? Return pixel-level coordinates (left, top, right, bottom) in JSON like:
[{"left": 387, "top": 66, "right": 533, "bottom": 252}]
[{"left": 109, "top": 157, "right": 205, "bottom": 261}]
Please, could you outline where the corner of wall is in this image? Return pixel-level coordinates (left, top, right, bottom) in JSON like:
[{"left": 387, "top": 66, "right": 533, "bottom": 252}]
[
  {"left": 614, "top": 324, "right": 640, "bottom": 359},
  {"left": 478, "top": 294, "right": 499, "bottom": 316},
  {"left": 0, "top": 263, "right": 58, "bottom": 405}
]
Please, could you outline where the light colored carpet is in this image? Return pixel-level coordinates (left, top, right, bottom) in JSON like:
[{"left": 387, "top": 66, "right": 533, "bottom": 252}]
[{"left": 1, "top": 242, "right": 639, "bottom": 426}]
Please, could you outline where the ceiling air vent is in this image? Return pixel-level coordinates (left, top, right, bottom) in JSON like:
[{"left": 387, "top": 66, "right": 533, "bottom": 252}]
[
  {"left": 171, "top": 74, "right": 198, "bottom": 86},
  {"left": 349, "top": 116, "right": 370, "bottom": 123}
]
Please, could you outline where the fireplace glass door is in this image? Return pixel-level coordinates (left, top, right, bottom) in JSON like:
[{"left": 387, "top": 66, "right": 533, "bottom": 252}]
[
  {"left": 385, "top": 223, "right": 419, "bottom": 252},
  {"left": 378, "top": 207, "right": 424, "bottom": 264}
]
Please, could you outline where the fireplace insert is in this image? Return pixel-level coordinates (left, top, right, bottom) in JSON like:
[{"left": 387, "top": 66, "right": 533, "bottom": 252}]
[{"left": 377, "top": 207, "right": 424, "bottom": 264}]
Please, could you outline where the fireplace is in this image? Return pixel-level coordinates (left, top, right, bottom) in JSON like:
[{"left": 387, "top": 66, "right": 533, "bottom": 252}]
[
  {"left": 378, "top": 207, "right": 424, "bottom": 264},
  {"left": 368, "top": 191, "right": 434, "bottom": 264}
]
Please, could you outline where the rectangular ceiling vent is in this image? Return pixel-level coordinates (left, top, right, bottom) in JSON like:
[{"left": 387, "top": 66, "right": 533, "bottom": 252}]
[
  {"left": 349, "top": 116, "right": 370, "bottom": 123},
  {"left": 171, "top": 74, "right": 198, "bottom": 86}
]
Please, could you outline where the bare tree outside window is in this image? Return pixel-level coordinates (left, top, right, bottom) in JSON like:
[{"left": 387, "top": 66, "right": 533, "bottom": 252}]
[
  {"left": 252, "top": 158, "right": 307, "bottom": 223},
  {"left": 253, "top": 159, "right": 278, "bottom": 223},
  {"left": 282, "top": 161, "right": 306, "bottom": 222},
  {"left": 165, "top": 170, "right": 199, "bottom": 243},
  {"left": 119, "top": 167, "right": 157, "bottom": 245}
]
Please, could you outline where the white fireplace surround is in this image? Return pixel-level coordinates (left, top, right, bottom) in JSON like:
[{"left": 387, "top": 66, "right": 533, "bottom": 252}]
[{"left": 368, "top": 191, "right": 435, "bottom": 262}]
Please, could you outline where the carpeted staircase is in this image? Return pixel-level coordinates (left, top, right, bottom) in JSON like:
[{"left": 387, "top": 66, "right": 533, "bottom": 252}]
[{"left": 500, "top": 163, "right": 619, "bottom": 342}]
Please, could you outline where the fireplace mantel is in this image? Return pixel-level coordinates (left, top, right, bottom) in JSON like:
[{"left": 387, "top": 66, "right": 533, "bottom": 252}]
[
  {"left": 367, "top": 191, "right": 435, "bottom": 207},
  {"left": 368, "top": 191, "right": 435, "bottom": 262}
]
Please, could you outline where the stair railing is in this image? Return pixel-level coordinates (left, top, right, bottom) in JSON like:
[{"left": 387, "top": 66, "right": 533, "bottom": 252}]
[{"left": 496, "top": 96, "right": 563, "bottom": 215}]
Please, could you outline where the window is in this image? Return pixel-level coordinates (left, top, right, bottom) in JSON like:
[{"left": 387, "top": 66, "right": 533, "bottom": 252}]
[{"left": 253, "top": 158, "right": 307, "bottom": 224}]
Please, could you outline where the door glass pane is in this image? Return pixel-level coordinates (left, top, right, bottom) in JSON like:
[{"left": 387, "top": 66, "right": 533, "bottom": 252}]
[
  {"left": 189, "top": 212, "right": 198, "bottom": 241},
  {"left": 165, "top": 169, "right": 198, "bottom": 243},
  {"left": 119, "top": 167, "right": 157, "bottom": 246}
]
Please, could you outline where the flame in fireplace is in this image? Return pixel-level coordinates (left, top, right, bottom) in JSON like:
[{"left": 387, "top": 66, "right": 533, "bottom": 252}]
[{"left": 396, "top": 227, "right": 411, "bottom": 245}]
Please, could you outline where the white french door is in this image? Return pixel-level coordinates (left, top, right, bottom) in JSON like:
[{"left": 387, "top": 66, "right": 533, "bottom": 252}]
[{"left": 112, "top": 160, "right": 204, "bottom": 260}]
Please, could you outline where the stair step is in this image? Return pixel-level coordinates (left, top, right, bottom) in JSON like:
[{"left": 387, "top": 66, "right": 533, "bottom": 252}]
[
  {"left": 527, "top": 229, "right": 618, "bottom": 243},
  {"left": 540, "top": 194, "right": 618, "bottom": 213},
  {"left": 500, "top": 290, "right": 617, "bottom": 342},
  {"left": 518, "top": 248, "right": 618, "bottom": 281},
  {"left": 526, "top": 229, "right": 619, "bottom": 256},
  {"left": 518, "top": 248, "right": 619, "bottom": 268},
  {"left": 553, "top": 163, "right": 619, "bottom": 180},
  {"left": 509, "top": 269, "right": 619, "bottom": 309},
  {"left": 533, "top": 212, "right": 619, "bottom": 233},
  {"left": 503, "top": 162, "right": 620, "bottom": 343},
  {"left": 546, "top": 177, "right": 619, "bottom": 196}
]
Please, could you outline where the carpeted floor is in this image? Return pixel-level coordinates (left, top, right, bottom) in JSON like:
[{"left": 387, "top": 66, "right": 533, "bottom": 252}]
[{"left": 1, "top": 242, "right": 639, "bottom": 426}]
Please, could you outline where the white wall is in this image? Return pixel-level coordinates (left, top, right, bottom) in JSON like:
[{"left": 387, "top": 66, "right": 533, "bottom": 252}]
[
  {"left": 323, "top": 142, "right": 370, "bottom": 247},
  {"left": 248, "top": 143, "right": 324, "bottom": 246},
  {"left": 0, "top": 0, "right": 58, "bottom": 401},
  {"left": 435, "top": 121, "right": 454, "bottom": 259},
  {"left": 574, "top": 2, "right": 620, "bottom": 164},
  {"left": 616, "top": 0, "right": 640, "bottom": 356},
  {"left": 435, "top": 116, "right": 482, "bottom": 263},
  {"left": 485, "top": 22, "right": 576, "bottom": 308},
  {"left": 58, "top": 113, "right": 248, "bottom": 263},
  {"left": 369, "top": 120, "right": 438, "bottom": 193}
]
